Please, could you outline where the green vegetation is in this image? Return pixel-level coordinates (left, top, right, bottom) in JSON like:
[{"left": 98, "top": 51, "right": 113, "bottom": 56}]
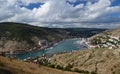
[
  {"left": 26, "top": 56, "right": 97, "bottom": 74},
  {"left": 0, "top": 68, "right": 13, "bottom": 74},
  {"left": 0, "top": 22, "right": 67, "bottom": 42},
  {"left": 0, "top": 22, "right": 106, "bottom": 42},
  {"left": 73, "top": 68, "right": 90, "bottom": 74}
]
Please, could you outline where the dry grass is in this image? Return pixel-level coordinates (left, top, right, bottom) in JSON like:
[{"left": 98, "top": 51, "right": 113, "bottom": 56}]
[
  {"left": 50, "top": 48, "right": 120, "bottom": 74},
  {"left": 91, "top": 28, "right": 120, "bottom": 38},
  {"left": 0, "top": 56, "right": 79, "bottom": 74},
  {"left": 106, "top": 28, "right": 120, "bottom": 36}
]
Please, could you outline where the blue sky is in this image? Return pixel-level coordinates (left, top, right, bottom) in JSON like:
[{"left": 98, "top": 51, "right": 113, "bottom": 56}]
[
  {"left": 0, "top": 0, "right": 120, "bottom": 28},
  {"left": 24, "top": 0, "right": 120, "bottom": 9},
  {"left": 111, "top": 0, "right": 120, "bottom": 6},
  {"left": 20, "top": 2, "right": 44, "bottom": 10}
]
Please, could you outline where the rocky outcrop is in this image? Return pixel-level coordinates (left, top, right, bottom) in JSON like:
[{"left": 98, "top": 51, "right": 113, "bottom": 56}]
[{"left": 0, "top": 40, "right": 31, "bottom": 52}]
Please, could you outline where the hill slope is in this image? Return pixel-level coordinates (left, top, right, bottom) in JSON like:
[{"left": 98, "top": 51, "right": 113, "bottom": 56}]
[
  {"left": 103, "top": 28, "right": 120, "bottom": 36},
  {"left": 91, "top": 28, "right": 120, "bottom": 38},
  {"left": 89, "top": 28, "right": 120, "bottom": 49},
  {"left": 0, "top": 56, "right": 79, "bottom": 74},
  {"left": 49, "top": 48, "right": 120, "bottom": 74},
  {"left": 0, "top": 22, "right": 68, "bottom": 42},
  {"left": 0, "top": 22, "right": 68, "bottom": 52}
]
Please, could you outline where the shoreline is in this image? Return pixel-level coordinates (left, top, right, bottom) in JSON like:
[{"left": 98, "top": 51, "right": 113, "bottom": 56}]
[
  {"left": 5, "top": 38, "right": 88, "bottom": 60},
  {"left": 4, "top": 38, "right": 81, "bottom": 55}
]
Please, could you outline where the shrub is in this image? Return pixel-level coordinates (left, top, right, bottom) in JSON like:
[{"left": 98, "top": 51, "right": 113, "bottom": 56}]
[
  {"left": 55, "top": 65, "right": 63, "bottom": 70},
  {"left": 48, "top": 64, "right": 55, "bottom": 68},
  {"left": 0, "top": 62, "right": 4, "bottom": 67},
  {"left": 73, "top": 68, "right": 90, "bottom": 74},
  {"left": 63, "top": 63, "right": 73, "bottom": 71},
  {"left": 91, "top": 71, "right": 97, "bottom": 74}
]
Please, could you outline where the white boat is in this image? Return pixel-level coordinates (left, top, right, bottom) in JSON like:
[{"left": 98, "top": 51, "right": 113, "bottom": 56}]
[
  {"left": 74, "top": 39, "right": 85, "bottom": 45},
  {"left": 49, "top": 47, "right": 53, "bottom": 49}
]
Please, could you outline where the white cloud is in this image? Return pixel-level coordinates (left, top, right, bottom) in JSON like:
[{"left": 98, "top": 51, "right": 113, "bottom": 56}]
[{"left": 0, "top": 0, "right": 120, "bottom": 28}]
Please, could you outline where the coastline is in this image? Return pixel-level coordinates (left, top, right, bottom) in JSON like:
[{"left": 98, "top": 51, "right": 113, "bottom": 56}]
[
  {"left": 4, "top": 38, "right": 81, "bottom": 55},
  {"left": 5, "top": 38, "right": 87, "bottom": 60}
]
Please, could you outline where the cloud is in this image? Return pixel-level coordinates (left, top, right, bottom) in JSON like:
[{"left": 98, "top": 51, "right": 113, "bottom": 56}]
[{"left": 0, "top": 0, "right": 120, "bottom": 28}]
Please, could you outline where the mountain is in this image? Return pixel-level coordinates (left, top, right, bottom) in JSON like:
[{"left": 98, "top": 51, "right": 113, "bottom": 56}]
[
  {"left": 0, "top": 22, "right": 106, "bottom": 53},
  {"left": 0, "top": 22, "right": 68, "bottom": 52},
  {"left": 0, "top": 56, "right": 79, "bottom": 74},
  {"left": 0, "top": 22, "right": 68, "bottom": 42}
]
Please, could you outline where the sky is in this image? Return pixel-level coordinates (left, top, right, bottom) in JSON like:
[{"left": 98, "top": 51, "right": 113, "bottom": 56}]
[{"left": 0, "top": 0, "right": 120, "bottom": 28}]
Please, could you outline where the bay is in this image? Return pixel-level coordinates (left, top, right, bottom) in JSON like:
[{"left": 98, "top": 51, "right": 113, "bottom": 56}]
[{"left": 8, "top": 38, "right": 87, "bottom": 60}]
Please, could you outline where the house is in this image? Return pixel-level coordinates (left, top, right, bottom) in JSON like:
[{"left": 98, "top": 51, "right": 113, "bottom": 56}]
[{"left": 39, "top": 40, "right": 48, "bottom": 46}]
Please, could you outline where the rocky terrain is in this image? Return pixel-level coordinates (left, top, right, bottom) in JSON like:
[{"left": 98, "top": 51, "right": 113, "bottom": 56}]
[
  {"left": 49, "top": 48, "right": 120, "bottom": 74},
  {"left": 89, "top": 28, "right": 120, "bottom": 49}
]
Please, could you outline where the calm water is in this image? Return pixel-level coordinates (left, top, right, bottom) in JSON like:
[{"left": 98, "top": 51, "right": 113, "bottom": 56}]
[{"left": 8, "top": 38, "right": 87, "bottom": 60}]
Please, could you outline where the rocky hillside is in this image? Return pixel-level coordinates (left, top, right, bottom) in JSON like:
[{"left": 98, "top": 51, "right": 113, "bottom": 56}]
[
  {"left": 49, "top": 48, "right": 120, "bottom": 74},
  {"left": 89, "top": 28, "right": 120, "bottom": 49},
  {"left": 103, "top": 28, "right": 120, "bottom": 36},
  {"left": 0, "top": 56, "right": 79, "bottom": 74}
]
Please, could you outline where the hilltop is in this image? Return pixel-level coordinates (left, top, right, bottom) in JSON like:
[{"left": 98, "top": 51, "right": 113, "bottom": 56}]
[
  {"left": 102, "top": 28, "right": 120, "bottom": 36},
  {"left": 91, "top": 28, "right": 120, "bottom": 38}
]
